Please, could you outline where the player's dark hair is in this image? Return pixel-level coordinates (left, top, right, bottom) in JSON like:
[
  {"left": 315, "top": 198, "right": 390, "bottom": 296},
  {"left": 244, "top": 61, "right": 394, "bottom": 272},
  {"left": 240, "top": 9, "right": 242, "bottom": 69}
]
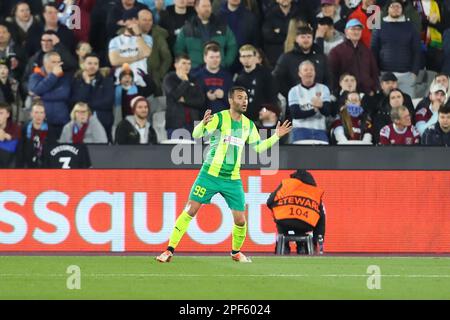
[{"left": 228, "top": 86, "right": 247, "bottom": 99}]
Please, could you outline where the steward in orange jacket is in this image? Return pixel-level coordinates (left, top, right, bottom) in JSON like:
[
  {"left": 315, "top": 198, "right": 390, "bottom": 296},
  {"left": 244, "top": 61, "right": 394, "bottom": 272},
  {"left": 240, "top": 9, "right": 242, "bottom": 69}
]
[{"left": 267, "top": 170, "right": 326, "bottom": 254}]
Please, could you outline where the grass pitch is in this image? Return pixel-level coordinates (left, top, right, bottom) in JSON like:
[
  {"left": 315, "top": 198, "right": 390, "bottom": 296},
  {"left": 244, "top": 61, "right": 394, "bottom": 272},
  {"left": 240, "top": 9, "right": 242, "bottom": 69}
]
[{"left": 1, "top": 256, "right": 449, "bottom": 300}]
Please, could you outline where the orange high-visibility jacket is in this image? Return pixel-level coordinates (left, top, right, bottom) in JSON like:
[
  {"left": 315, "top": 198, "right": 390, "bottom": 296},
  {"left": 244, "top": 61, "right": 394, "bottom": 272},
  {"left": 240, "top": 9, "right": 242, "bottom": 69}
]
[{"left": 271, "top": 178, "right": 324, "bottom": 227}]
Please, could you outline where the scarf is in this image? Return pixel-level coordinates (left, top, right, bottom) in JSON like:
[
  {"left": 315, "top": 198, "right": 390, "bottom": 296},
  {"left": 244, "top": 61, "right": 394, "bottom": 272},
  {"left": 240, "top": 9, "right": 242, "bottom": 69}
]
[
  {"left": 15, "top": 16, "right": 34, "bottom": 33},
  {"left": 72, "top": 122, "right": 89, "bottom": 144},
  {"left": 27, "top": 122, "right": 49, "bottom": 159},
  {"left": 416, "top": 0, "right": 442, "bottom": 49}
]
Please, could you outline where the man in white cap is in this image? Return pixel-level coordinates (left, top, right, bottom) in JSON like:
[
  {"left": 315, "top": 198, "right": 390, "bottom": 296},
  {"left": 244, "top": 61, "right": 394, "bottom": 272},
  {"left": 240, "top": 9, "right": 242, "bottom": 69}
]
[{"left": 415, "top": 83, "right": 447, "bottom": 136}]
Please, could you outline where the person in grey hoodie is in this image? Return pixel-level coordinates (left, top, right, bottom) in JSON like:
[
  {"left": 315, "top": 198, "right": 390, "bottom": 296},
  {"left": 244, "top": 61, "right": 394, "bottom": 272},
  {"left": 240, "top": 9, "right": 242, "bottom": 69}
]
[
  {"left": 59, "top": 102, "right": 108, "bottom": 144},
  {"left": 114, "top": 96, "right": 158, "bottom": 144}
]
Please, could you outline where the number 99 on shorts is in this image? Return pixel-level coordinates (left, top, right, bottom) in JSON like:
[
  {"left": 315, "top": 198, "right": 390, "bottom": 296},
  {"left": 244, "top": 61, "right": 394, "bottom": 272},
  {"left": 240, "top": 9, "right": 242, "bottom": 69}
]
[{"left": 193, "top": 186, "right": 207, "bottom": 198}]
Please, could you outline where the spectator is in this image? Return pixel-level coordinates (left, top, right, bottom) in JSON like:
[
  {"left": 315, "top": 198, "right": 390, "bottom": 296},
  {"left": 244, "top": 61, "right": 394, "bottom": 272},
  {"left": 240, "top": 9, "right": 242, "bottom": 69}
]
[
  {"left": 371, "top": 0, "right": 422, "bottom": 98},
  {"left": 4, "top": 2, "right": 42, "bottom": 57},
  {"left": 195, "top": 42, "right": 233, "bottom": 114},
  {"left": 415, "top": 83, "right": 447, "bottom": 136},
  {"left": 317, "top": 16, "right": 345, "bottom": 56},
  {"left": 332, "top": 91, "right": 373, "bottom": 144},
  {"left": 163, "top": 54, "right": 205, "bottom": 137},
  {"left": 27, "top": 3, "right": 76, "bottom": 55},
  {"left": 115, "top": 95, "right": 158, "bottom": 144},
  {"left": 58, "top": 0, "right": 96, "bottom": 43},
  {"left": 422, "top": 104, "right": 450, "bottom": 146},
  {"left": 413, "top": 0, "right": 446, "bottom": 72},
  {"left": 262, "top": 0, "right": 304, "bottom": 66},
  {"left": 89, "top": 1, "right": 117, "bottom": 66},
  {"left": 217, "top": 0, "right": 260, "bottom": 49},
  {"left": 234, "top": 44, "right": 278, "bottom": 122},
  {"left": 159, "top": 0, "right": 196, "bottom": 55},
  {"left": 0, "top": 59, "right": 23, "bottom": 124},
  {"left": 59, "top": 102, "right": 108, "bottom": 144},
  {"left": 273, "top": 26, "right": 329, "bottom": 100},
  {"left": 114, "top": 65, "right": 141, "bottom": 123},
  {"left": 316, "top": 0, "right": 346, "bottom": 32},
  {"left": 330, "top": 72, "right": 358, "bottom": 117},
  {"left": 379, "top": 105, "right": 420, "bottom": 145},
  {"left": 380, "top": 0, "right": 422, "bottom": 33},
  {"left": 22, "top": 31, "right": 77, "bottom": 92},
  {"left": 137, "top": 8, "right": 173, "bottom": 96},
  {"left": 348, "top": 0, "right": 378, "bottom": 48},
  {"left": 288, "top": 60, "right": 331, "bottom": 143},
  {"left": 75, "top": 42, "right": 93, "bottom": 71},
  {"left": 372, "top": 88, "right": 412, "bottom": 143},
  {"left": 284, "top": 17, "right": 308, "bottom": 53},
  {"left": 109, "top": 8, "right": 153, "bottom": 88},
  {"left": 0, "top": 23, "right": 26, "bottom": 80},
  {"left": 174, "top": 0, "right": 238, "bottom": 70},
  {"left": 363, "top": 72, "right": 415, "bottom": 120},
  {"left": 255, "top": 103, "right": 288, "bottom": 144},
  {"left": 106, "top": 0, "right": 148, "bottom": 40},
  {"left": 0, "top": 1, "right": 42, "bottom": 22},
  {"left": 28, "top": 51, "right": 71, "bottom": 138},
  {"left": 255, "top": 47, "right": 272, "bottom": 69},
  {"left": 71, "top": 54, "right": 115, "bottom": 142},
  {"left": 137, "top": 0, "right": 174, "bottom": 23},
  {"left": 0, "top": 102, "right": 21, "bottom": 167},
  {"left": 16, "top": 100, "right": 57, "bottom": 168},
  {"left": 328, "top": 18, "right": 379, "bottom": 95},
  {"left": 415, "top": 73, "right": 450, "bottom": 111}
]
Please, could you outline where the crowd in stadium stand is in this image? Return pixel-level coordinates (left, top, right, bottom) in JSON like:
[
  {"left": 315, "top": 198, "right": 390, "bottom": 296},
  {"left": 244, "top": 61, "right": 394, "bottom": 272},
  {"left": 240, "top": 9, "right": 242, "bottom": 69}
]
[{"left": 1, "top": 0, "right": 450, "bottom": 166}]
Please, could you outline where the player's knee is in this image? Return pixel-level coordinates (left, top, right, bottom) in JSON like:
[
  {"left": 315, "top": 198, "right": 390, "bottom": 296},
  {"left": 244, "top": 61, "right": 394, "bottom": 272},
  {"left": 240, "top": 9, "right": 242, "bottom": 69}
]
[
  {"left": 186, "top": 201, "right": 201, "bottom": 217},
  {"left": 234, "top": 216, "right": 246, "bottom": 227}
]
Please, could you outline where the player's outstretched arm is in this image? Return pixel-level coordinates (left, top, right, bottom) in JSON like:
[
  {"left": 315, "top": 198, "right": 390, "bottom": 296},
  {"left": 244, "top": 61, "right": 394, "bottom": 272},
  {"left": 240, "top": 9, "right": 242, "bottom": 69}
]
[
  {"left": 250, "top": 120, "right": 292, "bottom": 153},
  {"left": 192, "top": 109, "right": 218, "bottom": 139}
]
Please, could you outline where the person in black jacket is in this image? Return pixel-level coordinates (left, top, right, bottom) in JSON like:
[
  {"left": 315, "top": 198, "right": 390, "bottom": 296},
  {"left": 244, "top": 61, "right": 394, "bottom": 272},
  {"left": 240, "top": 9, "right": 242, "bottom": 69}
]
[
  {"left": 272, "top": 26, "right": 329, "bottom": 99},
  {"left": 234, "top": 44, "right": 278, "bottom": 122},
  {"left": 371, "top": 0, "right": 421, "bottom": 98},
  {"left": 422, "top": 103, "right": 450, "bottom": 146},
  {"left": 163, "top": 53, "right": 205, "bottom": 138},
  {"left": 26, "top": 3, "right": 76, "bottom": 56},
  {"left": 16, "top": 99, "right": 57, "bottom": 168},
  {"left": 115, "top": 96, "right": 158, "bottom": 145},
  {"left": 71, "top": 54, "right": 115, "bottom": 142}
]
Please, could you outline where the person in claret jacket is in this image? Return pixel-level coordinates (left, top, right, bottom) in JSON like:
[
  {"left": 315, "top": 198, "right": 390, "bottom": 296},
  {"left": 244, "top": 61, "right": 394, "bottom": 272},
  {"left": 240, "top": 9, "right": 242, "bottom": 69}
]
[{"left": 328, "top": 18, "right": 379, "bottom": 96}]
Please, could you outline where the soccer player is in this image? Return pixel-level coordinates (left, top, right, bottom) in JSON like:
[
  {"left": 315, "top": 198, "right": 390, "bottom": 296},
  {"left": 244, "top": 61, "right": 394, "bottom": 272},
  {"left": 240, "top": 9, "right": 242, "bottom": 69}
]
[{"left": 156, "top": 86, "right": 292, "bottom": 263}]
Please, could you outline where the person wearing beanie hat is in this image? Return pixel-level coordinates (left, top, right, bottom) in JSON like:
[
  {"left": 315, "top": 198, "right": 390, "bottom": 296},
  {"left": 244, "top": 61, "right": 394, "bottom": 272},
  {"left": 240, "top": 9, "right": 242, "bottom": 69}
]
[
  {"left": 114, "top": 95, "right": 158, "bottom": 145},
  {"left": 371, "top": 0, "right": 421, "bottom": 98},
  {"left": 255, "top": 103, "right": 288, "bottom": 144},
  {"left": 267, "top": 169, "right": 326, "bottom": 255}
]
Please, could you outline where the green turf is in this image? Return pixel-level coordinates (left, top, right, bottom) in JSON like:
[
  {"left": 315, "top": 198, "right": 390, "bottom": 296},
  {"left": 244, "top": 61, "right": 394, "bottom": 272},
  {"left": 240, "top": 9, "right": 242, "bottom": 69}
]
[{"left": 0, "top": 256, "right": 449, "bottom": 299}]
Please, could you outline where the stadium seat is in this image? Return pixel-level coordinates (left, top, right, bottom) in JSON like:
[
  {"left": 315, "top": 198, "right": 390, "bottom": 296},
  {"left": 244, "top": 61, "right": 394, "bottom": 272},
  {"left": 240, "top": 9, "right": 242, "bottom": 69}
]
[
  {"left": 275, "top": 232, "right": 314, "bottom": 255},
  {"left": 292, "top": 140, "right": 329, "bottom": 145},
  {"left": 160, "top": 139, "right": 196, "bottom": 144},
  {"left": 152, "top": 111, "right": 168, "bottom": 142}
]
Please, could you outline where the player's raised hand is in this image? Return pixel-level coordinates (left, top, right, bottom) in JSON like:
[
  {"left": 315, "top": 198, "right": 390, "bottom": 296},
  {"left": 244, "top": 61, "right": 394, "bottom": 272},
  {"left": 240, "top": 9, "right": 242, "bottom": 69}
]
[
  {"left": 203, "top": 109, "right": 213, "bottom": 125},
  {"left": 276, "top": 120, "right": 292, "bottom": 138}
]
